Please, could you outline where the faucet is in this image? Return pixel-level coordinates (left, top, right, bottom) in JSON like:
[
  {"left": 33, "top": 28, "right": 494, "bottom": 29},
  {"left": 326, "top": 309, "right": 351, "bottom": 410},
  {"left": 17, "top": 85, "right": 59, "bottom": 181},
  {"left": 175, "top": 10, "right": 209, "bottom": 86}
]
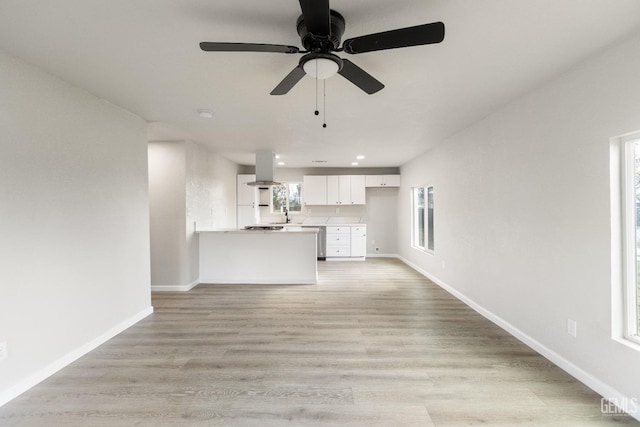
[{"left": 284, "top": 207, "right": 291, "bottom": 223}]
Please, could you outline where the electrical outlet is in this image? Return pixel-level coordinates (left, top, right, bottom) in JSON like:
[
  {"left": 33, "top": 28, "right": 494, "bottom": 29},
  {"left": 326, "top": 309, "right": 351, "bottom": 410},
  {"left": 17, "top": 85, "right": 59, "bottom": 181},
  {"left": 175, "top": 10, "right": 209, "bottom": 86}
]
[
  {"left": 371, "top": 240, "right": 376, "bottom": 245},
  {"left": 336, "top": 207, "right": 340, "bottom": 214},
  {"left": 567, "top": 319, "right": 577, "bottom": 338},
  {"left": 0, "top": 341, "right": 7, "bottom": 362},
  {"left": 441, "top": 260, "right": 446, "bottom": 269}
]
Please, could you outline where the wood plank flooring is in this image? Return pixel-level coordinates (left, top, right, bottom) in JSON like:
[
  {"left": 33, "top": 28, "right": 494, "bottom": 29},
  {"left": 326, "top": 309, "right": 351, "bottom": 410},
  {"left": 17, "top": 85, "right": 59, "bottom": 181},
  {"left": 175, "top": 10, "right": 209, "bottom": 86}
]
[{"left": 1, "top": 258, "right": 638, "bottom": 426}]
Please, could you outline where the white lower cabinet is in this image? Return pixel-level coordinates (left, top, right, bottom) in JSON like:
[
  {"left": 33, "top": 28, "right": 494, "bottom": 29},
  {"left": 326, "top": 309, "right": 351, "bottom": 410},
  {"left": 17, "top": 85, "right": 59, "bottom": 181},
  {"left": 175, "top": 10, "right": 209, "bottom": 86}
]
[
  {"left": 326, "top": 225, "right": 366, "bottom": 259},
  {"left": 327, "top": 233, "right": 350, "bottom": 246},
  {"left": 326, "top": 245, "right": 350, "bottom": 257},
  {"left": 350, "top": 226, "right": 367, "bottom": 257},
  {"left": 326, "top": 226, "right": 350, "bottom": 257}
]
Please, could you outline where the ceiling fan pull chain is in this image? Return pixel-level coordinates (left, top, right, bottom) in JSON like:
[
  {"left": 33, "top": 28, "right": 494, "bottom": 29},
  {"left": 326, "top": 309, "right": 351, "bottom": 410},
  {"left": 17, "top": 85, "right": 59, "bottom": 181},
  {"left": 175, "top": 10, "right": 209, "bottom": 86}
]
[
  {"left": 322, "top": 79, "right": 327, "bottom": 128},
  {"left": 314, "top": 61, "right": 319, "bottom": 116}
]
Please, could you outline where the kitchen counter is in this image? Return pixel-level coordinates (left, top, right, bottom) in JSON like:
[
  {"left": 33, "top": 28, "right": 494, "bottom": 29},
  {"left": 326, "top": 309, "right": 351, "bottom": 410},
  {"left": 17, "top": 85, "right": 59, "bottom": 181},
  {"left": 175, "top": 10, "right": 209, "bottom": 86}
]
[
  {"left": 275, "top": 222, "right": 365, "bottom": 227},
  {"left": 251, "top": 218, "right": 367, "bottom": 260},
  {"left": 197, "top": 227, "right": 318, "bottom": 285},
  {"left": 255, "top": 215, "right": 364, "bottom": 227},
  {"left": 198, "top": 227, "right": 319, "bottom": 234}
]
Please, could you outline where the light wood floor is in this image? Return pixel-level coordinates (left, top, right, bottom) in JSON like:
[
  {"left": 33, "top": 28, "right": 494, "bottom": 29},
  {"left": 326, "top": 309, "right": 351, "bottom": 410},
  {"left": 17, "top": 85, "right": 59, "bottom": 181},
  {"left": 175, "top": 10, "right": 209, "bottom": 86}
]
[{"left": 1, "top": 258, "right": 638, "bottom": 426}]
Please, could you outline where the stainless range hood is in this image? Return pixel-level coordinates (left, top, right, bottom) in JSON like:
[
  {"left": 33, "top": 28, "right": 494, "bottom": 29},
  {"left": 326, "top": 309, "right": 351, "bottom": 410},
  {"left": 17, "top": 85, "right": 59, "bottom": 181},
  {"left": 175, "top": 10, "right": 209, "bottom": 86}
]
[{"left": 246, "top": 150, "right": 282, "bottom": 187}]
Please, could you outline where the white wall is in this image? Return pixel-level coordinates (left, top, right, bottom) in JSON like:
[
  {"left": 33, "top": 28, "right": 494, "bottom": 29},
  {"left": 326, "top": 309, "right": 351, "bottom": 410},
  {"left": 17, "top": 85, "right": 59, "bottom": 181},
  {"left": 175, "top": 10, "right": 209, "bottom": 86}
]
[
  {"left": 0, "top": 51, "right": 152, "bottom": 404},
  {"left": 148, "top": 142, "right": 187, "bottom": 288},
  {"left": 364, "top": 187, "right": 399, "bottom": 255},
  {"left": 185, "top": 141, "right": 239, "bottom": 284},
  {"left": 148, "top": 140, "right": 239, "bottom": 290},
  {"left": 398, "top": 32, "right": 640, "bottom": 409}
]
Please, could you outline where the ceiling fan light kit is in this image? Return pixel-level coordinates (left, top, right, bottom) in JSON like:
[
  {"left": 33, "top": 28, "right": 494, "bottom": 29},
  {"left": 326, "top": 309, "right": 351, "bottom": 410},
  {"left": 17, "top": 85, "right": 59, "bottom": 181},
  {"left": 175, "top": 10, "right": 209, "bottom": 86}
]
[
  {"left": 200, "top": 0, "right": 445, "bottom": 96},
  {"left": 302, "top": 56, "right": 341, "bottom": 79}
]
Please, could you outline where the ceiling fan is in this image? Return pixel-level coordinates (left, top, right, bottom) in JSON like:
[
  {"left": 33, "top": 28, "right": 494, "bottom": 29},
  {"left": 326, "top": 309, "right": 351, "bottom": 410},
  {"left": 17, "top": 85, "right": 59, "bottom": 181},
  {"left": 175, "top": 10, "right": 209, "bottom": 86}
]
[{"left": 200, "top": 0, "right": 445, "bottom": 95}]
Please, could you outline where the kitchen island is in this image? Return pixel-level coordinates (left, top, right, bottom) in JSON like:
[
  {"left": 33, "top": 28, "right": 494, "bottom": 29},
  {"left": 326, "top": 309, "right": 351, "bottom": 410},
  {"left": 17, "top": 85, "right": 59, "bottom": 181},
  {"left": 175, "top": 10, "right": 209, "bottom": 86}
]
[{"left": 197, "top": 227, "right": 318, "bottom": 285}]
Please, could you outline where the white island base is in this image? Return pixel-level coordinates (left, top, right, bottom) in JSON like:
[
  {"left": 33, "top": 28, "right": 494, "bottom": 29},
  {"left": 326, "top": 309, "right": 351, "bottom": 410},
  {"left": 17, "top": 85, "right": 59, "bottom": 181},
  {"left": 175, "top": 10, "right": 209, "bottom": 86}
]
[{"left": 198, "top": 228, "right": 318, "bottom": 285}]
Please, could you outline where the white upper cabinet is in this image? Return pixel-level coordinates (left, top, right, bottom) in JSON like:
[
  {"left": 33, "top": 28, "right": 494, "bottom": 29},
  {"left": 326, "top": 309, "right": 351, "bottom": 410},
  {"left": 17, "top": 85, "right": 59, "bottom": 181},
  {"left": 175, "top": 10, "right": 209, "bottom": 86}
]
[
  {"left": 327, "top": 175, "right": 365, "bottom": 205},
  {"left": 339, "top": 176, "right": 351, "bottom": 204},
  {"left": 327, "top": 176, "right": 341, "bottom": 205},
  {"left": 384, "top": 175, "right": 401, "bottom": 187},
  {"left": 302, "top": 176, "right": 327, "bottom": 205},
  {"left": 327, "top": 176, "right": 351, "bottom": 205},
  {"left": 350, "top": 175, "right": 366, "bottom": 204},
  {"left": 327, "top": 175, "right": 342, "bottom": 205},
  {"left": 365, "top": 175, "right": 383, "bottom": 187},
  {"left": 365, "top": 174, "right": 401, "bottom": 187},
  {"left": 237, "top": 174, "right": 257, "bottom": 206},
  {"left": 304, "top": 175, "right": 367, "bottom": 205}
]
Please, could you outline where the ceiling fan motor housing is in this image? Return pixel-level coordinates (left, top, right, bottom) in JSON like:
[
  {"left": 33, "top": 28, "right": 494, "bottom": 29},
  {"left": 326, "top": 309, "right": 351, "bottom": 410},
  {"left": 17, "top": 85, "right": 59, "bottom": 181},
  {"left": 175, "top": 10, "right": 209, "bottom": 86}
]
[
  {"left": 296, "top": 10, "right": 345, "bottom": 52},
  {"left": 199, "top": 1, "right": 444, "bottom": 96}
]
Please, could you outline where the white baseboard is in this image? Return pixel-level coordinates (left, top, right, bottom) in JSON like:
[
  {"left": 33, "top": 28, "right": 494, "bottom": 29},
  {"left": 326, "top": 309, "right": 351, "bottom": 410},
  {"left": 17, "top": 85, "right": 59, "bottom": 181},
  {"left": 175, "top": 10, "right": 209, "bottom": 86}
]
[
  {"left": 398, "top": 256, "right": 640, "bottom": 422},
  {"left": 0, "top": 306, "right": 154, "bottom": 408},
  {"left": 198, "top": 278, "right": 317, "bottom": 285},
  {"left": 151, "top": 279, "right": 200, "bottom": 292},
  {"left": 366, "top": 253, "right": 399, "bottom": 258}
]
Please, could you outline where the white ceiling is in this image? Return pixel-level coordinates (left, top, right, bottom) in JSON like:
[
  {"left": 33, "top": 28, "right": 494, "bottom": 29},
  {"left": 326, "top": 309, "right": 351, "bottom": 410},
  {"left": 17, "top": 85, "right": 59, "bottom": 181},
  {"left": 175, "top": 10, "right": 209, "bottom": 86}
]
[{"left": 1, "top": 0, "right": 639, "bottom": 167}]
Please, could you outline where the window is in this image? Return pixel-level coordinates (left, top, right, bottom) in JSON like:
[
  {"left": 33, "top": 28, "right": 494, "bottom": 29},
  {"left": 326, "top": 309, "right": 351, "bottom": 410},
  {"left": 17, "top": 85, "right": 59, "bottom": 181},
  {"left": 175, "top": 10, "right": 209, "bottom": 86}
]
[
  {"left": 621, "top": 136, "right": 640, "bottom": 344},
  {"left": 272, "top": 183, "right": 301, "bottom": 214},
  {"left": 412, "top": 185, "right": 434, "bottom": 252}
]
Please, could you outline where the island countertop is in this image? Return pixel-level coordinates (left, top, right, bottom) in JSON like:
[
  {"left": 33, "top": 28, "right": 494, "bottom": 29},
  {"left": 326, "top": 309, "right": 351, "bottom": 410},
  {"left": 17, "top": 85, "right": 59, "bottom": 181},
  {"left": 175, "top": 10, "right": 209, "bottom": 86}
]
[{"left": 196, "top": 227, "right": 319, "bottom": 234}]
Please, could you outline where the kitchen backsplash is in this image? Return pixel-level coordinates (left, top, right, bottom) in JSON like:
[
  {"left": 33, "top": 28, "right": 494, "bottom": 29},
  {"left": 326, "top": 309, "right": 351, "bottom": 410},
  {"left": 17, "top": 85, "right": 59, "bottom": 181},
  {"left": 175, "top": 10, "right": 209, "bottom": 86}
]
[{"left": 259, "top": 204, "right": 365, "bottom": 223}]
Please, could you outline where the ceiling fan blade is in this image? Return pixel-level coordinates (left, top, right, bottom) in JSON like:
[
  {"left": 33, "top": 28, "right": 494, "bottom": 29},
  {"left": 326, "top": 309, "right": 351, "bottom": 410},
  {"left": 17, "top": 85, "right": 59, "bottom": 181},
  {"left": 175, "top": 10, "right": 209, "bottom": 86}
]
[
  {"left": 270, "top": 66, "right": 307, "bottom": 95},
  {"left": 342, "top": 22, "right": 445, "bottom": 54},
  {"left": 200, "top": 42, "right": 300, "bottom": 54},
  {"left": 337, "top": 59, "right": 384, "bottom": 95},
  {"left": 298, "top": 0, "right": 330, "bottom": 36}
]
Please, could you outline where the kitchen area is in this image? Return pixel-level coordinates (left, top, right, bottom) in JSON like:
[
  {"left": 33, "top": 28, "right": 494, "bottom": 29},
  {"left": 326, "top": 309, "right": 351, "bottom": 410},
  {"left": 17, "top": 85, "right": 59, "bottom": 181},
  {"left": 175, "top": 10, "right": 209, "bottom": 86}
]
[
  {"left": 198, "top": 151, "right": 400, "bottom": 285},
  {"left": 149, "top": 144, "right": 399, "bottom": 290}
]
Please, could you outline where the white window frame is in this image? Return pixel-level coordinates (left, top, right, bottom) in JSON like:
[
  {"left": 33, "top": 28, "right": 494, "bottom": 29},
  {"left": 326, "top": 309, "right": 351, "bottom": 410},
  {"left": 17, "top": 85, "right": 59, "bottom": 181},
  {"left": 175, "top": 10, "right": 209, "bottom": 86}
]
[
  {"left": 412, "top": 185, "right": 434, "bottom": 254},
  {"left": 271, "top": 182, "right": 302, "bottom": 214},
  {"left": 426, "top": 186, "right": 434, "bottom": 253},
  {"left": 620, "top": 134, "right": 640, "bottom": 345}
]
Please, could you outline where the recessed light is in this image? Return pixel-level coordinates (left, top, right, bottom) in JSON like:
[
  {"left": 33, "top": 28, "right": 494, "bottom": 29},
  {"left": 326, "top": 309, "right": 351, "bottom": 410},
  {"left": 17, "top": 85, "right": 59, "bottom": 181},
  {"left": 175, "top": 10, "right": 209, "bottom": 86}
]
[
  {"left": 351, "top": 162, "right": 359, "bottom": 166},
  {"left": 278, "top": 162, "right": 285, "bottom": 166},
  {"left": 198, "top": 109, "right": 213, "bottom": 119},
  {"left": 356, "top": 155, "right": 365, "bottom": 160},
  {"left": 275, "top": 154, "right": 281, "bottom": 159}
]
